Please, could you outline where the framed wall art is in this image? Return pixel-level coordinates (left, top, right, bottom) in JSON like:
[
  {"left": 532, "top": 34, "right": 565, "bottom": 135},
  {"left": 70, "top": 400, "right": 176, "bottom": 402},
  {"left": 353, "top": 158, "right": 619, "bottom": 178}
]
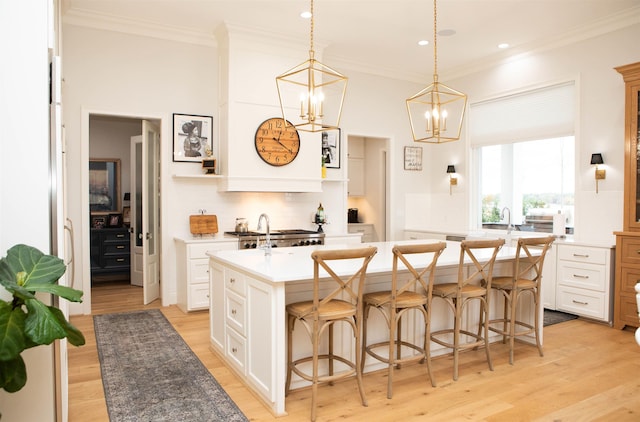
[
  {"left": 89, "top": 158, "right": 121, "bottom": 213},
  {"left": 108, "top": 213, "right": 123, "bottom": 228},
  {"left": 173, "top": 113, "right": 214, "bottom": 162},
  {"left": 321, "top": 129, "right": 341, "bottom": 169},
  {"left": 404, "top": 146, "right": 423, "bottom": 171}
]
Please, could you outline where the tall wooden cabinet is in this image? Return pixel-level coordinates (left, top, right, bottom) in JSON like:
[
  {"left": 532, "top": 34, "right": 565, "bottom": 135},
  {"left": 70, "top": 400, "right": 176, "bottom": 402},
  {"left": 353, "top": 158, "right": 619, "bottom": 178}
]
[{"left": 614, "top": 62, "right": 640, "bottom": 329}]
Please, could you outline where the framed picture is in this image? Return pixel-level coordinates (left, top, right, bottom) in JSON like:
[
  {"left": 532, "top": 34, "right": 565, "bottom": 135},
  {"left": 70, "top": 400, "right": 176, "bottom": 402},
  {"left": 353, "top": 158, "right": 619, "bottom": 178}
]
[
  {"left": 89, "top": 159, "right": 121, "bottom": 212},
  {"left": 404, "top": 146, "right": 423, "bottom": 171},
  {"left": 91, "top": 215, "right": 107, "bottom": 229},
  {"left": 321, "top": 129, "right": 341, "bottom": 169},
  {"left": 122, "top": 206, "right": 131, "bottom": 226},
  {"left": 173, "top": 113, "right": 214, "bottom": 162},
  {"left": 108, "top": 213, "right": 122, "bottom": 228}
]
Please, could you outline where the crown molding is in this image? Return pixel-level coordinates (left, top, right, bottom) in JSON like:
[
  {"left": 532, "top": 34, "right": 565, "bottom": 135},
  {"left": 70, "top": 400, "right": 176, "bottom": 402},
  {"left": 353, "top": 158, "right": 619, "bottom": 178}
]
[{"left": 63, "top": 8, "right": 217, "bottom": 47}]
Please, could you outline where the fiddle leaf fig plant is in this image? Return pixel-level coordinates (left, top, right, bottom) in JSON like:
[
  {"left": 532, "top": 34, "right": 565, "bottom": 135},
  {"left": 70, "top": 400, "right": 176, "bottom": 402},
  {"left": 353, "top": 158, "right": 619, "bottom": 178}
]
[{"left": 0, "top": 244, "right": 85, "bottom": 393}]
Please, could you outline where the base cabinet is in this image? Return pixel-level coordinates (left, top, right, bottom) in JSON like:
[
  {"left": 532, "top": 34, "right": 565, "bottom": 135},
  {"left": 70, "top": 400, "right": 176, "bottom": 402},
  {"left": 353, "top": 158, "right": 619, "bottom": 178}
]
[
  {"left": 555, "top": 244, "right": 613, "bottom": 323},
  {"left": 175, "top": 239, "right": 237, "bottom": 312},
  {"left": 209, "top": 261, "right": 280, "bottom": 411},
  {"left": 90, "top": 228, "right": 130, "bottom": 279},
  {"left": 614, "top": 233, "right": 640, "bottom": 329}
]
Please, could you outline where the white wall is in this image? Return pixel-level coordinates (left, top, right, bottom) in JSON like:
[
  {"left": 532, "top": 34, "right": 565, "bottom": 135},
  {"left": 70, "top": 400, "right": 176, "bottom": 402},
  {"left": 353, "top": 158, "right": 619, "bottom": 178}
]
[
  {"left": 421, "top": 24, "right": 640, "bottom": 245},
  {"left": 0, "top": 1, "right": 57, "bottom": 420}
]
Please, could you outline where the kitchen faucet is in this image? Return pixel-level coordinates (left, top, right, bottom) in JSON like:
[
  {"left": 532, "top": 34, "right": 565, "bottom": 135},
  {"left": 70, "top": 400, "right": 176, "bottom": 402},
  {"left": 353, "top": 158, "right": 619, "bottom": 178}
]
[
  {"left": 501, "top": 207, "right": 513, "bottom": 235},
  {"left": 257, "top": 213, "right": 271, "bottom": 255}
]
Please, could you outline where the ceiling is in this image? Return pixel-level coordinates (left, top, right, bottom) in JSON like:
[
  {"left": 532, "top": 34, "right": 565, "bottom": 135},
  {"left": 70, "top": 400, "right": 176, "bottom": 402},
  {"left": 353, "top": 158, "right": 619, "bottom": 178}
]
[{"left": 62, "top": 0, "right": 640, "bottom": 82}]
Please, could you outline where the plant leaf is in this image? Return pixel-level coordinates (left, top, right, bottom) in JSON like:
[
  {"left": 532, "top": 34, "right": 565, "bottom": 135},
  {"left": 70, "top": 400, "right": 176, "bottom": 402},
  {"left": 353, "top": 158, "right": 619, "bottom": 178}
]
[
  {"left": 0, "top": 244, "right": 66, "bottom": 286},
  {"left": 49, "top": 305, "right": 85, "bottom": 347},
  {"left": 0, "top": 355, "right": 26, "bottom": 392},
  {"left": 23, "top": 299, "right": 67, "bottom": 345},
  {"left": 0, "top": 303, "right": 27, "bottom": 361}
]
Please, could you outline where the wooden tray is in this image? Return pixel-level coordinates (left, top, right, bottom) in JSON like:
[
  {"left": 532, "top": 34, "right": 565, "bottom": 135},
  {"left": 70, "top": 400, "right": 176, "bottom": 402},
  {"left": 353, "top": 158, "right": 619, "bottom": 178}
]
[{"left": 189, "top": 215, "right": 218, "bottom": 235}]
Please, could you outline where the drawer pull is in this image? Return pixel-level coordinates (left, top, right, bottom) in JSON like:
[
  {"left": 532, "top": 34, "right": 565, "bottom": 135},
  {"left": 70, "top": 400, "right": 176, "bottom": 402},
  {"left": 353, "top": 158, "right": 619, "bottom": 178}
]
[
  {"left": 116, "top": 258, "right": 125, "bottom": 262},
  {"left": 231, "top": 309, "right": 237, "bottom": 315},
  {"left": 636, "top": 250, "right": 640, "bottom": 255},
  {"left": 116, "top": 245, "right": 125, "bottom": 249},
  {"left": 116, "top": 234, "right": 125, "bottom": 238},
  {"left": 572, "top": 253, "right": 589, "bottom": 258},
  {"left": 232, "top": 347, "right": 238, "bottom": 353},
  {"left": 573, "top": 274, "right": 589, "bottom": 279},
  {"left": 230, "top": 277, "right": 236, "bottom": 284},
  {"left": 572, "top": 299, "right": 588, "bottom": 305}
]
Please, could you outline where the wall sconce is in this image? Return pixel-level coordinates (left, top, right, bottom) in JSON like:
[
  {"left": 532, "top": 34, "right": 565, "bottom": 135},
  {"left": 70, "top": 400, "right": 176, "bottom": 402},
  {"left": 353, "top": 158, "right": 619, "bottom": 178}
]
[
  {"left": 590, "top": 153, "right": 605, "bottom": 194},
  {"left": 447, "top": 165, "right": 457, "bottom": 195}
]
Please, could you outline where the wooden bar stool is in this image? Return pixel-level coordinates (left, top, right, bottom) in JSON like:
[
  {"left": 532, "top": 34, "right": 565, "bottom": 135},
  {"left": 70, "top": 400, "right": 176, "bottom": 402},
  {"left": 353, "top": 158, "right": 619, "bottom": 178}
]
[
  {"left": 361, "top": 242, "right": 447, "bottom": 398},
  {"left": 430, "top": 238, "right": 504, "bottom": 381},
  {"left": 285, "top": 246, "right": 377, "bottom": 422},
  {"left": 487, "top": 236, "right": 555, "bottom": 364}
]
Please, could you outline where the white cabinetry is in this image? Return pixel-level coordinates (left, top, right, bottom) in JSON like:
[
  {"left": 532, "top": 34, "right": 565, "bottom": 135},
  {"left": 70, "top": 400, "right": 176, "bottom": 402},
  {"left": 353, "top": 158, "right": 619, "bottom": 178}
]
[
  {"left": 209, "top": 260, "right": 281, "bottom": 411},
  {"left": 348, "top": 137, "right": 364, "bottom": 197},
  {"left": 555, "top": 244, "right": 613, "bottom": 322},
  {"left": 175, "top": 239, "right": 237, "bottom": 312},
  {"left": 404, "top": 230, "right": 447, "bottom": 240},
  {"left": 348, "top": 223, "right": 376, "bottom": 242},
  {"left": 324, "top": 234, "right": 363, "bottom": 245}
]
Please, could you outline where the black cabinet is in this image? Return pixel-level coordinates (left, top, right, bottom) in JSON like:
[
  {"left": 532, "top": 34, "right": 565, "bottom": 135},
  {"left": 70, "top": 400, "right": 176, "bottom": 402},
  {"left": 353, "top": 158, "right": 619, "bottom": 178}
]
[{"left": 90, "top": 227, "right": 130, "bottom": 279}]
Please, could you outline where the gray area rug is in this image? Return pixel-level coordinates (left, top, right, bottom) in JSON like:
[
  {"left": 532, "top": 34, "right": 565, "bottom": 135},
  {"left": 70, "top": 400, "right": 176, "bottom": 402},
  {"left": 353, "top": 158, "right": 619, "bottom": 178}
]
[
  {"left": 94, "top": 309, "right": 249, "bottom": 422},
  {"left": 544, "top": 309, "right": 578, "bottom": 326}
]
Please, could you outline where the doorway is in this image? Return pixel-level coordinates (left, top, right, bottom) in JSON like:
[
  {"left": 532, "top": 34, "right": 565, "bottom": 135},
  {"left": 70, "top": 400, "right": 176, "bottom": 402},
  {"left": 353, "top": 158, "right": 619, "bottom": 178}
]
[
  {"left": 85, "top": 113, "right": 162, "bottom": 312},
  {"left": 347, "top": 134, "right": 390, "bottom": 242}
]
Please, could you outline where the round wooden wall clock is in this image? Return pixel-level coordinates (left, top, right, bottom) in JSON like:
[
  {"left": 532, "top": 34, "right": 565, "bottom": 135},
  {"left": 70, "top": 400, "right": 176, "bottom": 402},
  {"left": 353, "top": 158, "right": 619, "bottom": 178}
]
[{"left": 254, "top": 117, "right": 300, "bottom": 166}]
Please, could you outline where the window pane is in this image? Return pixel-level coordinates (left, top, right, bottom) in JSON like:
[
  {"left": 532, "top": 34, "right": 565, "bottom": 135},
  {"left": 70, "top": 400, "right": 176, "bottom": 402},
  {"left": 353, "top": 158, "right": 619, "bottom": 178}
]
[{"left": 479, "top": 136, "right": 574, "bottom": 234}]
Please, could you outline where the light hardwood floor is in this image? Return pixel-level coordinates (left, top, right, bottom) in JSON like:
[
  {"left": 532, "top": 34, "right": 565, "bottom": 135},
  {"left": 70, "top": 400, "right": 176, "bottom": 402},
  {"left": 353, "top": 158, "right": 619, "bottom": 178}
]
[{"left": 69, "top": 281, "right": 640, "bottom": 421}]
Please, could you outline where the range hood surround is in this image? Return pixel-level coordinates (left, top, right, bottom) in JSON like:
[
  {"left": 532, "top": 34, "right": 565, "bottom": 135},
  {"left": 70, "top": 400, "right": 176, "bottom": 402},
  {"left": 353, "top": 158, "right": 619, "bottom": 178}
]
[{"left": 215, "top": 23, "right": 325, "bottom": 193}]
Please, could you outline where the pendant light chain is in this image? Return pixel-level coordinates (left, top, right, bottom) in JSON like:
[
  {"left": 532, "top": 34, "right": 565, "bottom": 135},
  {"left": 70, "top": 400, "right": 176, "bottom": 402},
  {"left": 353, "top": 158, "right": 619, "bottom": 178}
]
[
  {"left": 433, "top": 0, "right": 438, "bottom": 80},
  {"left": 309, "top": 0, "right": 315, "bottom": 58}
]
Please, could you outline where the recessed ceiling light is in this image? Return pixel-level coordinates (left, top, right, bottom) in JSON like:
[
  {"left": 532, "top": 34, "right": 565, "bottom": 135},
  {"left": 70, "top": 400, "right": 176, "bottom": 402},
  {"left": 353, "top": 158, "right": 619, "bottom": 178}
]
[
  {"left": 438, "top": 29, "right": 456, "bottom": 37},
  {"left": 418, "top": 40, "right": 429, "bottom": 46},
  {"left": 300, "top": 11, "right": 311, "bottom": 19},
  {"left": 498, "top": 43, "right": 510, "bottom": 49}
]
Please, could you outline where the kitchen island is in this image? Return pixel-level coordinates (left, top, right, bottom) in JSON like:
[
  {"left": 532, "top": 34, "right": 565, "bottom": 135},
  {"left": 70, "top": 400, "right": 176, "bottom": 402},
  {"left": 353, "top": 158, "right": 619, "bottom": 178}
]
[{"left": 207, "top": 239, "right": 537, "bottom": 416}]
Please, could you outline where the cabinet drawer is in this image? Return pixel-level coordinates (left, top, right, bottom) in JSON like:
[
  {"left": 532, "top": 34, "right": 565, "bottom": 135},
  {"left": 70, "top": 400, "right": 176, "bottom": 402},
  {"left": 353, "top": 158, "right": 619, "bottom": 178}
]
[
  {"left": 556, "top": 286, "right": 605, "bottom": 320},
  {"left": 226, "top": 269, "right": 246, "bottom": 296},
  {"left": 226, "top": 290, "right": 246, "bottom": 335},
  {"left": 557, "top": 262, "right": 606, "bottom": 291},
  {"left": 558, "top": 246, "right": 607, "bottom": 265},
  {"left": 619, "top": 266, "right": 640, "bottom": 294},
  {"left": 189, "top": 283, "right": 210, "bottom": 310},
  {"left": 226, "top": 327, "right": 247, "bottom": 374},
  {"left": 190, "top": 258, "right": 210, "bottom": 284},
  {"left": 188, "top": 241, "right": 237, "bottom": 258},
  {"left": 103, "top": 230, "right": 129, "bottom": 242},
  {"left": 103, "top": 243, "right": 130, "bottom": 254},
  {"left": 619, "top": 236, "right": 640, "bottom": 265},
  {"left": 103, "top": 255, "right": 130, "bottom": 269}
]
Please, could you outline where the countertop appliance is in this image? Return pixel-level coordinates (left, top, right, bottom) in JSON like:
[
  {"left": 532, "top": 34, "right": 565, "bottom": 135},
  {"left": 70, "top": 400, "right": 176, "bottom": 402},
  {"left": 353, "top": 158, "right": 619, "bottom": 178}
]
[
  {"left": 224, "top": 229, "right": 325, "bottom": 249},
  {"left": 348, "top": 208, "right": 358, "bottom": 223}
]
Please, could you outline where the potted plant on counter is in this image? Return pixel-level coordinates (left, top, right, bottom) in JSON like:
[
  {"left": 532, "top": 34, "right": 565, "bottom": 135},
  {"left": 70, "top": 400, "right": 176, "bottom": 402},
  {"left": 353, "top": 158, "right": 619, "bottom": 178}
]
[{"left": 0, "top": 244, "right": 85, "bottom": 393}]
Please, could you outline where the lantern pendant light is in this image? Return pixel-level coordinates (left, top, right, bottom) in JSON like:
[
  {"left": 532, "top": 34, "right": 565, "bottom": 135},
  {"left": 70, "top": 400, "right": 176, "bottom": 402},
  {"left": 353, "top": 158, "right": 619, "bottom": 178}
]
[
  {"left": 276, "top": 0, "right": 348, "bottom": 133},
  {"left": 406, "top": 0, "right": 467, "bottom": 143}
]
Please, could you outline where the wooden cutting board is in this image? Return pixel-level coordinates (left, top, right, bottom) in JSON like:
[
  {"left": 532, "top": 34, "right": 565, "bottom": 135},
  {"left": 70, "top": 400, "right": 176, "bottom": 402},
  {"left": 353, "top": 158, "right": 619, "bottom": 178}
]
[{"left": 189, "top": 214, "right": 218, "bottom": 235}]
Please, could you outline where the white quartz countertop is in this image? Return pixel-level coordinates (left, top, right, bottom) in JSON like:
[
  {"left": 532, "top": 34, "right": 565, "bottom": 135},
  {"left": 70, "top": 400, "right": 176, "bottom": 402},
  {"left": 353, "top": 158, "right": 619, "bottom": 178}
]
[{"left": 207, "top": 239, "right": 523, "bottom": 283}]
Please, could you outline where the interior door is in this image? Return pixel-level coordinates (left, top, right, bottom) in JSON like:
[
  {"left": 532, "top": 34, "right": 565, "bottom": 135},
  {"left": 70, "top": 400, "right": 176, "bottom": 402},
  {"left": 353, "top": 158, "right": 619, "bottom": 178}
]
[
  {"left": 130, "top": 120, "right": 160, "bottom": 304},
  {"left": 130, "top": 135, "right": 143, "bottom": 287}
]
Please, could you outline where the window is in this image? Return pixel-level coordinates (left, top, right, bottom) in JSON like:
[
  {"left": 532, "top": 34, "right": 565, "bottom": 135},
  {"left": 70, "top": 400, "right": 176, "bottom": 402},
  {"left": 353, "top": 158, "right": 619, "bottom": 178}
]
[
  {"left": 469, "top": 81, "right": 576, "bottom": 234},
  {"left": 476, "top": 136, "right": 575, "bottom": 233}
]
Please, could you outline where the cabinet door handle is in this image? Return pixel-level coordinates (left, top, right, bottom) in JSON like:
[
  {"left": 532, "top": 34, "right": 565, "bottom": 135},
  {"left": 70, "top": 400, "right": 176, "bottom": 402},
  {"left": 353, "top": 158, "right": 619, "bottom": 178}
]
[
  {"left": 232, "top": 347, "right": 237, "bottom": 353},
  {"left": 636, "top": 250, "right": 640, "bottom": 254},
  {"left": 572, "top": 299, "right": 588, "bottom": 305},
  {"left": 572, "top": 253, "right": 589, "bottom": 258},
  {"left": 573, "top": 274, "right": 589, "bottom": 279},
  {"left": 231, "top": 309, "right": 237, "bottom": 315},
  {"left": 230, "top": 277, "right": 236, "bottom": 284}
]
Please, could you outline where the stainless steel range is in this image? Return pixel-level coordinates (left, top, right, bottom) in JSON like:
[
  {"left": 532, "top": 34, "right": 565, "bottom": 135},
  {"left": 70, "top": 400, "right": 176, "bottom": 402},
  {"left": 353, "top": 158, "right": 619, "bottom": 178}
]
[{"left": 225, "top": 229, "right": 325, "bottom": 249}]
